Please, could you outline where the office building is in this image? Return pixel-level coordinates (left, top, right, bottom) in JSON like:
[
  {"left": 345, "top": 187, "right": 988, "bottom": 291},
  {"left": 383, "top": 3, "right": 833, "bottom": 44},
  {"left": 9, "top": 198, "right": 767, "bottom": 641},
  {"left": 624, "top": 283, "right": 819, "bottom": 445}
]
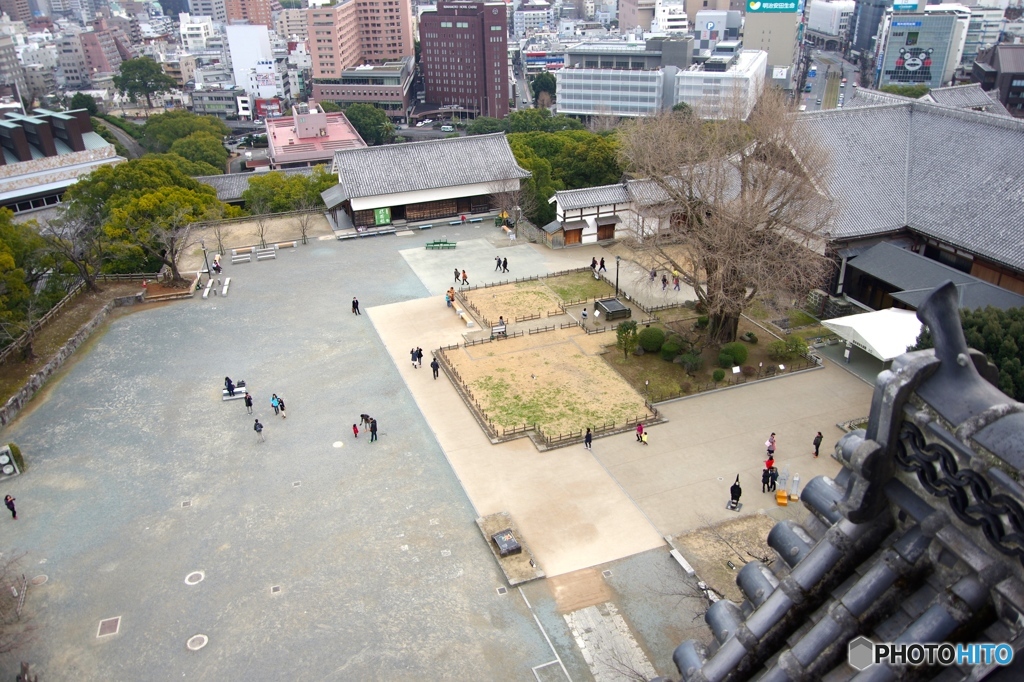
[
  {"left": 0, "top": 35, "right": 25, "bottom": 102},
  {"left": 225, "top": 0, "right": 275, "bottom": 29},
  {"left": 275, "top": 8, "right": 308, "bottom": 41},
  {"left": 191, "top": 87, "right": 247, "bottom": 118},
  {"left": 742, "top": 3, "right": 802, "bottom": 90},
  {"left": 874, "top": 11, "right": 958, "bottom": 89},
  {"left": 692, "top": 10, "right": 742, "bottom": 57},
  {"left": 514, "top": 0, "right": 554, "bottom": 37},
  {"left": 420, "top": 0, "right": 509, "bottom": 120},
  {"left": 311, "top": 56, "right": 415, "bottom": 121},
  {"left": 805, "top": 0, "right": 856, "bottom": 51},
  {"left": 618, "top": 0, "right": 655, "bottom": 32},
  {"left": 651, "top": 0, "right": 688, "bottom": 34},
  {"left": 675, "top": 45, "right": 767, "bottom": 119},
  {"left": 179, "top": 12, "right": 216, "bottom": 51},
  {"left": 960, "top": 6, "right": 1005, "bottom": 72},
  {"left": 972, "top": 44, "right": 1024, "bottom": 117},
  {"left": 354, "top": 0, "right": 414, "bottom": 64},
  {"left": 188, "top": 0, "right": 226, "bottom": 23},
  {"left": 308, "top": 2, "right": 361, "bottom": 78},
  {"left": 0, "top": 0, "right": 31, "bottom": 23},
  {"left": 226, "top": 23, "right": 274, "bottom": 98},
  {"left": 851, "top": 0, "right": 891, "bottom": 56}
]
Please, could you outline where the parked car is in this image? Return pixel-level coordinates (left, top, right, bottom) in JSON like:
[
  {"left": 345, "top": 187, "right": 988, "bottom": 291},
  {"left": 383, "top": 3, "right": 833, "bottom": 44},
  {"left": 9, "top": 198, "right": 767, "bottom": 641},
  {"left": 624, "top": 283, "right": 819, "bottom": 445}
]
[{"left": 416, "top": 119, "right": 433, "bottom": 127}]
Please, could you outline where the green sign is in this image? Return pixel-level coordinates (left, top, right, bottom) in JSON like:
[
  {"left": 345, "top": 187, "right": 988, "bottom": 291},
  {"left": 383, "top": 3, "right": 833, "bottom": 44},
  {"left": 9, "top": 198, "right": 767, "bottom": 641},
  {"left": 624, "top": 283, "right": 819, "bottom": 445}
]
[
  {"left": 746, "top": 0, "right": 798, "bottom": 12},
  {"left": 373, "top": 207, "right": 391, "bottom": 226}
]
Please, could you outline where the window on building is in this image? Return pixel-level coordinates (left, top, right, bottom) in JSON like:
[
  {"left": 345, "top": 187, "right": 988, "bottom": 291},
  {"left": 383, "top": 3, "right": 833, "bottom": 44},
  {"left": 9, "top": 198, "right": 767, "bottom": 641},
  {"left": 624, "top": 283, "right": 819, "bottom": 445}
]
[{"left": 906, "top": 32, "right": 919, "bottom": 46}]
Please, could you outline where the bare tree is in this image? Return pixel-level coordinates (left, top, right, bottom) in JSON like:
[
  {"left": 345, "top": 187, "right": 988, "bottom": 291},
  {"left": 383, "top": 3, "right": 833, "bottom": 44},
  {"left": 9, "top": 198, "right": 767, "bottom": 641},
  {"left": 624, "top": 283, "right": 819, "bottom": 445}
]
[
  {"left": 39, "top": 209, "right": 105, "bottom": 293},
  {"left": 294, "top": 195, "right": 320, "bottom": 245},
  {"left": 250, "top": 197, "right": 270, "bottom": 249},
  {"left": 618, "top": 88, "right": 833, "bottom": 343},
  {"left": 0, "top": 297, "right": 46, "bottom": 363},
  {"left": 487, "top": 178, "right": 537, "bottom": 236},
  {"left": 210, "top": 220, "right": 227, "bottom": 259},
  {"left": 120, "top": 207, "right": 198, "bottom": 284},
  {"left": 0, "top": 552, "right": 37, "bottom": 655}
]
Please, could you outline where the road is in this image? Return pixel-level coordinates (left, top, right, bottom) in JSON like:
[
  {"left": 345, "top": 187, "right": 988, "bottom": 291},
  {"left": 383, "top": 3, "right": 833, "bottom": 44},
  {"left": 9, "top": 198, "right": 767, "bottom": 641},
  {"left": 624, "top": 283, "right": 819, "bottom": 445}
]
[
  {"left": 799, "top": 50, "right": 861, "bottom": 112},
  {"left": 101, "top": 119, "right": 145, "bottom": 159}
]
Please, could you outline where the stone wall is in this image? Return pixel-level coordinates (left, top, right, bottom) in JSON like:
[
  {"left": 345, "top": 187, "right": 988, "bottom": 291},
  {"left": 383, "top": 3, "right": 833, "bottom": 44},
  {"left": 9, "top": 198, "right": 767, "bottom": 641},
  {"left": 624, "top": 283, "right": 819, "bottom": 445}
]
[{"left": 0, "top": 293, "right": 144, "bottom": 431}]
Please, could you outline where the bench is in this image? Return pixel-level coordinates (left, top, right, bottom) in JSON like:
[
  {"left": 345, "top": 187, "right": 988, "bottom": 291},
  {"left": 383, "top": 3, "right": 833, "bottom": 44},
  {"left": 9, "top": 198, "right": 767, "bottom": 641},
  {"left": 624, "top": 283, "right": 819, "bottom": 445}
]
[
  {"left": 418, "top": 224, "right": 433, "bottom": 230},
  {"left": 255, "top": 247, "right": 277, "bottom": 261},
  {"left": 459, "top": 312, "right": 475, "bottom": 328},
  {"left": 221, "top": 277, "right": 231, "bottom": 296},
  {"left": 468, "top": 217, "right": 483, "bottom": 223},
  {"left": 276, "top": 241, "right": 297, "bottom": 249},
  {"left": 448, "top": 220, "right": 462, "bottom": 225},
  {"left": 231, "top": 253, "right": 251, "bottom": 264},
  {"left": 425, "top": 240, "right": 456, "bottom": 250},
  {"left": 202, "top": 280, "right": 213, "bottom": 299},
  {"left": 222, "top": 386, "right": 246, "bottom": 401},
  {"left": 491, "top": 323, "right": 507, "bottom": 337}
]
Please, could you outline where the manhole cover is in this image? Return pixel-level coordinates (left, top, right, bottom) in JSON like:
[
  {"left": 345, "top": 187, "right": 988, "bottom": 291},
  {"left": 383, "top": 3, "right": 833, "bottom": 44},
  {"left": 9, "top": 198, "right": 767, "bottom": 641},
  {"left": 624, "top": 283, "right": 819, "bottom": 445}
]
[
  {"left": 31, "top": 575, "right": 47, "bottom": 586},
  {"left": 97, "top": 617, "right": 121, "bottom": 637},
  {"left": 186, "top": 634, "right": 209, "bottom": 651},
  {"left": 603, "top": 570, "right": 613, "bottom": 578},
  {"left": 496, "top": 587, "right": 507, "bottom": 595},
  {"left": 181, "top": 500, "right": 192, "bottom": 508},
  {"left": 271, "top": 585, "right": 281, "bottom": 594},
  {"left": 184, "top": 571, "right": 205, "bottom": 585}
]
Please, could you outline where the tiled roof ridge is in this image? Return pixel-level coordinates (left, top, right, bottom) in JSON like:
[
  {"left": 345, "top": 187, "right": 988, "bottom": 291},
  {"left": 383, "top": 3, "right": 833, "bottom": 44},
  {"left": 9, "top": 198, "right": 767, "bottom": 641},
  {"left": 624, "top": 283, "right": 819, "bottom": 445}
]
[{"left": 331, "top": 131, "right": 510, "bottom": 159}]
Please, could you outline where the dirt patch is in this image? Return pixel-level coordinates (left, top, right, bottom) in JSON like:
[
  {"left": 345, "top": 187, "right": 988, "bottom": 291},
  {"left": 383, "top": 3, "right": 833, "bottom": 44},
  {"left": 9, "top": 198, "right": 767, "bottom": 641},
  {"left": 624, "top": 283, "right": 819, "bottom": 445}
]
[
  {"left": 462, "top": 280, "right": 563, "bottom": 324},
  {"left": 0, "top": 283, "right": 142, "bottom": 405},
  {"left": 178, "top": 214, "right": 334, "bottom": 273},
  {"left": 547, "top": 568, "right": 613, "bottom": 614},
  {"left": 448, "top": 326, "right": 650, "bottom": 437},
  {"left": 673, "top": 514, "right": 778, "bottom": 603},
  {"left": 545, "top": 271, "right": 615, "bottom": 302}
]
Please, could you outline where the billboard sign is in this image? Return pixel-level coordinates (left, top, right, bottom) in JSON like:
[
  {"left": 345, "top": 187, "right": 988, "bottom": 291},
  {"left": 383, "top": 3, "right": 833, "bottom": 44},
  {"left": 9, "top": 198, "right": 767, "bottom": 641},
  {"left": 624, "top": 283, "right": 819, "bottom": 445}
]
[
  {"left": 746, "top": 0, "right": 798, "bottom": 12},
  {"left": 893, "top": 3, "right": 918, "bottom": 10},
  {"left": 374, "top": 207, "right": 391, "bottom": 226}
]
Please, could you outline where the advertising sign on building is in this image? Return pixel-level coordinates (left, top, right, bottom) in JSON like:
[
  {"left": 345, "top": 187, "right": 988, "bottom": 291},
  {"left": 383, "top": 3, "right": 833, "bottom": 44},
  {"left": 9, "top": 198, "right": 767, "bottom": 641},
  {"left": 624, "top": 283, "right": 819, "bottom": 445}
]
[
  {"left": 374, "top": 207, "right": 391, "bottom": 226},
  {"left": 746, "top": 0, "right": 798, "bottom": 12},
  {"left": 893, "top": 3, "right": 918, "bottom": 10}
]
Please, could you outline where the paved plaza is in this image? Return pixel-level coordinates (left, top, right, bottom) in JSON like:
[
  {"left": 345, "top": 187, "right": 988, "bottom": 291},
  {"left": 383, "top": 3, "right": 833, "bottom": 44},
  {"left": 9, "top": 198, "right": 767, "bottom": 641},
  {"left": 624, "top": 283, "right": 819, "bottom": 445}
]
[{"left": 0, "top": 226, "right": 874, "bottom": 679}]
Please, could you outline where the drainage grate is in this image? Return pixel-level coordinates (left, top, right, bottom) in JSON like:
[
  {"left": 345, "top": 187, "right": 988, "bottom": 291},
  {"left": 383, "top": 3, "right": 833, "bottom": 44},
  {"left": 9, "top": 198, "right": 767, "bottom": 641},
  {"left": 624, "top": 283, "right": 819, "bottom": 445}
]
[
  {"left": 97, "top": 617, "right": 121, "bottom": 638},
  {"left": 602, "top": 570, "right": 613, "bottom": 578},
  {"left": 271, "top": 585, "right": 281, "bottom": 594},
  {"left": 184, "top": 571, "right": 204, "bottom": 585},
  {"left": 292, "top": 481, "right": 301, "bottom": 487},
  {"left": 31, "top": 575, "right": 47, "bottom": 586},
  {"left": 186, "top": 634, "right": 209, "bottom": 651},
  {"left": 496, "top": 587, "right": 507, "bottom": 595},
  {"left": 181, "top": 500, "right": 192, "bottom": 508}
]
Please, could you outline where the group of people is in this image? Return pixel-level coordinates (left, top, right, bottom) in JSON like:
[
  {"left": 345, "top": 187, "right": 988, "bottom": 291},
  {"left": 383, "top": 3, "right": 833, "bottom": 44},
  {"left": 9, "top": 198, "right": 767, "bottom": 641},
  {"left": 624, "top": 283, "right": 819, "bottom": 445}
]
[
  {"left": 493, "top": 256, "right": 509, "bottom": 273},
  {"left": 589, "top": 257, "right": 607, "bottom": 273},
  {"left": 227, "top": 377, "right": 287, "bottom": 443},
  {"left": 410, "top": 347, "right": 424, "bottom": 368},
  {"left": 353, "top": 414, "right": 379, "bottom": 442},
  {"left": 454, "top": 269, "right": 469, "bottom": 285},
  {"left": 635, "top": 422, "right": 649, "bottom": 445},
  {"left": 759, "top": 431, "right": 826, "bottom": 493}
]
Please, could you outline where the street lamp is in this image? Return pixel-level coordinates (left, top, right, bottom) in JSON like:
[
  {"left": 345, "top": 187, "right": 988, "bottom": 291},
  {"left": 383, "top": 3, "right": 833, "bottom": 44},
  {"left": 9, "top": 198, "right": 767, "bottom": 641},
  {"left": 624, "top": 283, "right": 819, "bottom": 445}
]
[
  {"left": 200, "top": 240, "right": 212, "bottom": 285},
  {"left": 615, "top": 255, "right": 621, "bottom": 298}
]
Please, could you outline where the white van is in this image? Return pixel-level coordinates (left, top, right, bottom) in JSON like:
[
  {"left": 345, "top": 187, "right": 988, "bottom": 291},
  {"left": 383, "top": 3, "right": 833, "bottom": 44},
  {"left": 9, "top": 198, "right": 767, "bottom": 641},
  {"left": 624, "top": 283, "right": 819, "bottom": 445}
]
[{"left": 441, "top": 125, "right": 455, "bottom": 132}]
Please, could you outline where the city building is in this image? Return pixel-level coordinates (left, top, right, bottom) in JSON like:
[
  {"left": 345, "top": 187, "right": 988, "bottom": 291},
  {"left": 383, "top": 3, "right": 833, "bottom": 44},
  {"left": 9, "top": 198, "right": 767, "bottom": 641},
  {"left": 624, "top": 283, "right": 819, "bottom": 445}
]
[
  {"left": 805, "top": 0, "right": 856, "bottom": 51},
  {"left": 972, "top": 44, "right": 1024, "bottom": 117},
  {"left": 960, "top": 6, "right": 1005, "bottom": 72},
  {"left": 420, "top": 0, "right": 509, "bottom": 120},
  {"left": 23, "top": 64, "right": 56, "bottom": 103},
  {"left": 874, "top": 11, "right": 958, "bottom": 89},
  {"left": 57, "top": 34, "right": 89, "bottom": 89},
  {"left": 0, "top": 35, "right": 26, "bottom": 102},
  {"left": 556, "top": 36, "right": 694, "bottom": 117},
  {"left": 275, "top": 8, "right": 308, "bottom": 41},
  {"left": 0, "top": 108, "right": 123, "bottom": 214},
  {"left": 650, "top": 0, "right": 688, "bottom": 35},
  {"left": 226, "top": 24, "right": 275, "bottom": 99},
  {"left": 684, "top": 0, "right": 729, "bottom": 24},
  {"left": 355, "top": 0, "right": 414, "bottom": 63},
  {"left": 311, "top": 56, "right": 414, "bottom": 121},
  {"left": 265, "top": 101, "right": 365, "bottom": 169},
  {"left": 618, "top": 0, "right": 654, "bottom": 32},
  {"left": 179, "top": 12, "right": 215, "bottom": 52},
  {"left": 162, "top": 53, "right": 197, "bottom": 87},
  {"left": 742, "top": 3, "right": 802, "bottom": 91},
  {"left": 692, "top": 9, "right": 742, "bottom": 58},
  {"left": 320, "top": 134, "right": 530, "bottom": 231},
  {"left": 188, "top": 0, "right": 226, "bottom": 23},
  {"left": 675, "top": 45, "right": 768, "bottom": 119},
  {"left": 918, "top": 82, "right": 1011, "bottom": 116},
  {"left": 0, "top": 0, "right": 31, "bottom": 23},
  {"left": 191, "top": 87, "right": 247, "bottom": 118},
  {"left": 225, "top": 0, "right": 275, "bottom": 29},
  {"left": 514, "top": 0, "right": 554, "bottom": 37},
  {"left": 308, "top": 2, "right": 361, "bottom": 78}
]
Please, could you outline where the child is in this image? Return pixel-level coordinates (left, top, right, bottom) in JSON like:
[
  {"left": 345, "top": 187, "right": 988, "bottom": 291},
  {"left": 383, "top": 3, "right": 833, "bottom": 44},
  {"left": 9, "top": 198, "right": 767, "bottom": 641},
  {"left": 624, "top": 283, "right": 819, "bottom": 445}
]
[
  {"left": 352, "top": 423, "right": 359, "bottom": 438},
  {"left": 640, "top": 432, "right": 649, "bottom": 445}
]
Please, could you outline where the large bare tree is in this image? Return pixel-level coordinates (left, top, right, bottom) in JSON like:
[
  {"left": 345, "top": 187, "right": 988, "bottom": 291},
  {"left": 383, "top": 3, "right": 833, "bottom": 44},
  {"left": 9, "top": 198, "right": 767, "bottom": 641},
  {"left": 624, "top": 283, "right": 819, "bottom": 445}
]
[
  {"left": 39, "top": 208, "right": 106, "bottom": 293},
  {"left": 488, "top": 178, "right": 536, "bottom": 236},
  {"left": 618, "top": 89, "right": 833, "bottom": 343}
]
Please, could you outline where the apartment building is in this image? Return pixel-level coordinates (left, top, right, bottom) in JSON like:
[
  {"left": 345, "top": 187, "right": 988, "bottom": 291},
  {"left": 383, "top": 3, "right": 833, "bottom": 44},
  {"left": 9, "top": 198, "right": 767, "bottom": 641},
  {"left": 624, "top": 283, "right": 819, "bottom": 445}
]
[{"left": 225, "top": 0, "right": 276, "bottom": 29}]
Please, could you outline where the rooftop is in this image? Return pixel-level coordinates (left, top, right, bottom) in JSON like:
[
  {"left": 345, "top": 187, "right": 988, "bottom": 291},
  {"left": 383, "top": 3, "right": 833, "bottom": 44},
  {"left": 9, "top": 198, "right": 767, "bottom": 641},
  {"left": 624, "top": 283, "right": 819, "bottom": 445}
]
[
  {"left": 919, "top": 83, "right": 1012, "bottom": 117},
  {"left": 266, "top": 111, "right": 365, "bottom": 166},
  {"left": 195, "top": 166, "right": 317, "bottom": 203}
]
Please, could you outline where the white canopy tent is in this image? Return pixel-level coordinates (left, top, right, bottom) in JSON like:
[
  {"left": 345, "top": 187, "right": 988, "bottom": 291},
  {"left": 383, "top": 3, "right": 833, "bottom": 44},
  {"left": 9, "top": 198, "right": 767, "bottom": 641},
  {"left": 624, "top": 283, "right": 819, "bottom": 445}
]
[{"left": 822, "top": 309, "right": 923, "bottom": 362}]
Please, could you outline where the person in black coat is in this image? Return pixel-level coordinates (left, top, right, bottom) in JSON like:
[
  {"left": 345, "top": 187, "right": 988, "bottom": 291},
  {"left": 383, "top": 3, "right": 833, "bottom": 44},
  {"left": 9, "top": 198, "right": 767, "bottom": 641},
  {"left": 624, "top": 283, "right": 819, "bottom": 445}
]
[{"left": 761, "top": 468, "right": 771, "bottom": 493}]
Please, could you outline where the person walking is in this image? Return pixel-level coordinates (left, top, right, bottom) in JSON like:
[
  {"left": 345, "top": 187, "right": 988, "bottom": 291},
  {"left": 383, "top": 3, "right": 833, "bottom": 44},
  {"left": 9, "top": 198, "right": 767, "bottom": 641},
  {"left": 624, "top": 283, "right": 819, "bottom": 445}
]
[
  {"left": 649, "top": 268, "right": 657, "bottom": 283},
  {"left": 410, "top": 348, "right": 418, "bottom": 368},
  {"left": 271, "top": 394, "right": 280, "bottom": 415},
  {"left": 584, "top": 427, "right": 592, "bottom": 450},
  {"left": 495, "top": 256, "right": 502, "bottom": 271},
  {"left": 369, "top": 418, "right": 378, "bottom": 443},
  {"left": 590, "top": 257, "right": 598, "bottom": 271},
  {"left": 769, "top": 467, "right": 778, "bottom": 492},
  {"left": 502, "top": 257, "right": 508, "bottom": 273},
  {"left": 224, "top": 376, "right": 235, "bottom": 397},
  {"left": 765, "top": 456, "right": 775, "bottom": 471},
  {"left": 661, "top": 274, "right": 668, "bottom": 291},
  {"left": 599, "top": 258, "right": 606, "bottom": 273},
  {"left": 277, "top": 396, "right": 286, "bottom": 419},
  {"left": 581, "top": 307, "right": 588, "bottom": 325},
  {"left": 640, "top": 432, "right": 649, "bottom": 445},
  {"left": 352, "top": 423, "right": 359, "bottom": 438},
  {"left": 416, "top": 347, "right": 424, "bottom": 368},
  {"left": 673, "top": 275, "right": 680, "bottom": 291},
  {"left": 454, "top": 267, "right": 460, "bottom": 284},
  {"left": 352, "top": 297, "right": 361, "bottom": 315},
  {"left": 766, "top": 432, "right": 776, "bottom": 457},
  {"left": 244, "top": 392, "right": 253, "bottom": 414},
  {"left": 361, "top": 414, "right": 371, "bottom": 427},
  {"left": 430, "top": 357, "right": 440, "bottom": 379},
  {"left": 4, "top": 495, "right": 16, "bottom": 520},
  {"left": 813, "top": 431, "right": 823, "bottom": 458},
  {"left": 461, "top": 270, "right": 469, "bottom": 285},
  {"left": 254, "top": 419, "right": 265, "bottom": 443},
  {"left": 761, "top": 468, "right": 771, "bottom": 493},
  {"left": 636, "top": 423, "right": 644, "bottom": 442}
]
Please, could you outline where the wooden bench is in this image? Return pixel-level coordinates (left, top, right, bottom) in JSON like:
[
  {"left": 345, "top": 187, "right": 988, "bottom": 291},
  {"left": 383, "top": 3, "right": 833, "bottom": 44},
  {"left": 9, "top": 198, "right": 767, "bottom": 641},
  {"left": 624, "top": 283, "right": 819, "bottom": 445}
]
[
  {"left": 276, "top": 241, "right": 297, "bottom": 249},
  {"left": 491, "top": 323, "right": 507, "bottom": 337},
  {"left": 425, "top": 240, "right": 456, "bottom": 250},
  {"left": 459, "top": 312, "right": 475, "bottom": 328}
]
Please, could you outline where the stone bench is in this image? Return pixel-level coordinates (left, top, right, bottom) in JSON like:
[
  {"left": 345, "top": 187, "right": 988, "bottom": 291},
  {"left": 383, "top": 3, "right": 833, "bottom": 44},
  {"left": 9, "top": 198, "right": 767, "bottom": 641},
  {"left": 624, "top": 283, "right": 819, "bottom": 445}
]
[
  {"left": 449, "top": 220, "right": 462, "bottom": 225},
  {"left": 231, "top": 253, "right": 251, "bottom": 265},
  {"left": 221, "top": 277, "right": 231, "bottom": 296},
  {"left": 468, "top": 217, "right": 483, "bottom": 223},
  {"left": 255, "top": 247, "right": 277, "bottom": 261},
  {"left": 418, "top": 224, "right": 433, "bottom": 230},
  {"left": 222, "top": 385, "right": 247, "bottom": 400},
  {"left": 459, "top": 312, "right": 475, "bottom": 328}
]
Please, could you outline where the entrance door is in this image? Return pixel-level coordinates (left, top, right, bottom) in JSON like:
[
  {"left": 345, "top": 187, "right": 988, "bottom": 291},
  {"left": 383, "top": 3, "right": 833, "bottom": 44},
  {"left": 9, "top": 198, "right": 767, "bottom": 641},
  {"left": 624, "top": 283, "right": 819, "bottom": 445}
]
[
  {"left": 564, "top": 229, "right": 582, "bottom": 246},
  {"left": 596, "top": 223, "right": 616, "bottom": 241}
]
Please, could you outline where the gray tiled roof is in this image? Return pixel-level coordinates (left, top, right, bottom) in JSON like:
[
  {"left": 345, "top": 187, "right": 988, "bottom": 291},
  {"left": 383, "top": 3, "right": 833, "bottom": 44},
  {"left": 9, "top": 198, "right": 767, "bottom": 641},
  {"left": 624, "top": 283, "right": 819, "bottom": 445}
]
[
  {"left": 196, "top": 167, "right": 315, "bottom": 202},
  {"left": 555, "top": 184, "right": 630, "bottom": 211},
  {"left": 797, "top": 101, "right": 1024, "bottom": 272},
  {"left": 921, "top": 84, "right": 1012, "bottom": 117},
  {"left": 625, "top": 178, "right": 672, "bottom": 206},
  {"left": 330, "top": 134, "right": 530, "bottom": 200}
]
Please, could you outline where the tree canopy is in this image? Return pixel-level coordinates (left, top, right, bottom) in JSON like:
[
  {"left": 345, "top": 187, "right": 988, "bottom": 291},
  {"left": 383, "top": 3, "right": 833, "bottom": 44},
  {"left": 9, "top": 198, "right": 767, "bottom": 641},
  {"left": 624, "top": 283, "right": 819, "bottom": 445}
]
[
  {"left": 241, "top": 165, "right": 337, "bottom": 213},
  {"left": 70, "top": 92, "right": 98, "bottom": 115},
  {"left": 879, "top": 84, "right": 930, "bottom": 99},
  {"left": 532, "top": 72, "right": 556, "bottom": 102},
  {"left": 911, "top": 306, "right": 1024, "bottom": 401},
  {"left": 113, "top": 57, "right": 177, "bottom": 109},
  {"left": 344, "top": 103, "right": 393, "bottom": 145},
  {"left": 617, "top": 89, "right": 832, "bottom": 343},
  {"left": 169, "top": 132, "right": 229, "bottom": 171},
  {"left": 317, "top": 100, "right": 342, "bottom": 113},
  {"left": 466, "top": 117, "right": 508, "bottom": 135},
  {"left": 141, "top": 110, "right": 230, "bottom": 153},
  {"left": 508, "top": 108, "right": 582, "bottom": 133}
]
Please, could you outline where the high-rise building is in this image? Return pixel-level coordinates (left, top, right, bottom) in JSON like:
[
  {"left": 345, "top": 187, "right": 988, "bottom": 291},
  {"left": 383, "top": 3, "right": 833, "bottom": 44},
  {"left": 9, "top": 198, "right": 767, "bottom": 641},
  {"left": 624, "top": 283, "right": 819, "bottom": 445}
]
[
  {"left": 0, "top": 0, "right": 32, "bottom": 23},
  {"left": 307, "top": 2, "right": 361, "bottom": 78},
  {"left": 805, "top": 0, "right": 856, "bottom": 51},
  {"left": 742, "top": 2, "right": 802, "bottom": 90},
  {"left": 355, "top": 0, "right": 414, "bottom": 63},
  {"left": 0, "top": 34, "right": 26, "bottom": 101},
  {"left": 225, "top": 0, "right": 275, "bottom": 29},
  {"left": 188, "top": 0, "right": 226, "bottom": 24},
  {"left": 226, "top": 23, "right": 275, "bottom": 98},
  {"left": 180, "top": 12, "right": 216, "bottom": 51},
  {"left": 513, "top": 0, "right": 553, "bottom": 37},
  {"left": 420, "top": 0, "right": 509, "bottom": 119},
  {"left": 851, "top": 0, "right": 892, "bottom": 55},
  {"left": 874, "top": 11, "right": 958, "bottom": 89},
  {"left": 275, "top": 8, "right": 308, "bottom": 41}
]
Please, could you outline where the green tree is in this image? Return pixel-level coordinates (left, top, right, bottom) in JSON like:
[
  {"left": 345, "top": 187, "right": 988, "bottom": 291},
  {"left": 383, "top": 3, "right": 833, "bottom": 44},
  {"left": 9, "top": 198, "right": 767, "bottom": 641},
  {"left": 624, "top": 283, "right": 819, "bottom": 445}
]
[
  {"left": 169, "top": 132, "right": 229, "bottom": 171},
  {"left": 879, "top": 84, "right": 930, "bottom": 99},
  {"left": 671, "top": 101, "right": 693, "bottom": 117},
  {"left": 141, "top": 110, "right": 230, "bottom": 153},
  {"left": 911, "top": 307, "right": 1024, "bottom": 401},
  {"left": 70, "top": 92, "right": 98, "bottom": 115},
  {"left": 507, "top": 139, "right": 559, "bottom": 225},
  {"left": 113, "top": 57, "right": 177, "bottom": 110},
  {"left": 318, "top": 100, "right": 342, "bottom": 113},
  {"left": 466, "top": 117, "right": 508, "bottom": 135},
  {"left": 507, "top": 108, "right": 583, "bottom": 133},
  {"left": 344, "top": 103, "right": 390, "bottom": 145},
  {"left": 532, "top": 72, "right": 556, "bottom": 102},
  {"left": 615, "top": 320, "right": 639, "bottom": 360},
  {"left": 152, "top": 152, "right": 222, "bottom": 177},
  {"left": 241, "top": 164, "right": 337, "bottom": 214}
]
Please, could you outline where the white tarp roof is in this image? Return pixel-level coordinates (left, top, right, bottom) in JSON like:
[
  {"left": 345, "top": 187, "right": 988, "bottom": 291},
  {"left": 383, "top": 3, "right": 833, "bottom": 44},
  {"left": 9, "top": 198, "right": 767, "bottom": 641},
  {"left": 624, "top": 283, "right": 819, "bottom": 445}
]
[{"left": 822, "top": 308, "right": 923, "bottom": 362}]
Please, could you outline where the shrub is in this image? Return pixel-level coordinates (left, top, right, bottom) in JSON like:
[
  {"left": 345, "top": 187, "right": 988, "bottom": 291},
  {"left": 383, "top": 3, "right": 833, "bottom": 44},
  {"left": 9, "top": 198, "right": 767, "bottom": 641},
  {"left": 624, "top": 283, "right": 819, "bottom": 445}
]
[
  {"left": 718, "top": 351, "right": 736, "bottom": 368},
  {"left": 742, "top": 331, "right": 758, "bottom": 343},
  {"left": 6, "top": 442, "right": 24, "bottom": 472},
  {"left": 786, "top": 335, "right": 809, "bottom": 357},
  {"left": 712, "top": 369, "right": 726, "bottom": 383},
  {"left": 680, "top": 381, "right": 692, "bottom": 394},
  {"left": 721, "top": 341, "right": 748, "bottom": 365},
  {"left": 696, "top": 316, "right": 709, "bottom": 329},
  {"left": 638, "top": 326, "right": 666, "bottom": 352},
  {"left": 679, "top": 353, "right": 703, "bottom": 373},
  {"left": 767, "top": 339, "right": 789, "bottom": 361},
  {"left": 767, "top": 336, "right": 810, "bottom": 361},
  {"left": 660, "top": 341, "right": 681, "bottom": 361},
  {"left": 741, "top": 365, "right": 757, "bottom": 377}
]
